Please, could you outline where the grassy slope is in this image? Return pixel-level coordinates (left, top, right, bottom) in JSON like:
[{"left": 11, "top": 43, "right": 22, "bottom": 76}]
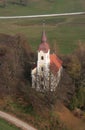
[
  {"left": 0, "top": 118, "right": 20, "bottom": 130},
  {"left": 0, "top": 0, "right": 85, "bottom": 16},
  {"left": 0, "top": 0, "right": 85, "bottom": 54},
  {"left": 1, "top": 98, "right": 85, "bottom": 130},
  {"left": 0, "top": 15, "right": 85, "bottom": 54},
  {"left": 56, "top": 104, "right": 85, "bottom": 130}
]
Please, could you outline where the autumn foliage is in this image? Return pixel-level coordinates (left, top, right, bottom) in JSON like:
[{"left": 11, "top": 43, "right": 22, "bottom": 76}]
[
  {"left": 0, "top": 33, "right": 33, "bottom": 97},
  {"left": 0, "top": 33, "right": 85, "bottom": 130}
]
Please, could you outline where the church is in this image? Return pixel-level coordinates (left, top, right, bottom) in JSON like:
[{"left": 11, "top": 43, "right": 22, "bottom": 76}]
[{"left": 31, "top": 29, "right": 63, "bottom": 92}]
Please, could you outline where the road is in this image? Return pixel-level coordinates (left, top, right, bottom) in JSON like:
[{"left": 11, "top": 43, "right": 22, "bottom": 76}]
[
  {"left": 0, "top": 111, "right": 37, "bottom": 130},
  {"left": 0, "top": 12, "right": 85, "bottom": 19}
]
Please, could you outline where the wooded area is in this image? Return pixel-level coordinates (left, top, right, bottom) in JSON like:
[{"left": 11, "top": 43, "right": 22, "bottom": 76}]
[{"left": 0, "top": 33, "right": 85, "bottom": 130}]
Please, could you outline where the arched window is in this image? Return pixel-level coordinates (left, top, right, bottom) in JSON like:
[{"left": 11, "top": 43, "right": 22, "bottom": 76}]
[
  {"left": 41, "top": 67, "right": 43, "bottom": 71},
  {"left": 41, "top": 84, "right": 44, "bottom": 89},
  {"left": 41, "top": 56, "right": 44, "bottom": 60},
  {"left": 41, "top": 77, "right": 44, "bottom": 81}
]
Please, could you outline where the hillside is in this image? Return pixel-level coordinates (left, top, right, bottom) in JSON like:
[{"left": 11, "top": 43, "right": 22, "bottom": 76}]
[
  {"left": 0, "top": 33, "right": 33, "bottom": 96},
  {"left": 0, "top": 33, "right": 85, "bottom": 130},
  {"left": 0, "top": 14, "right": 85, "bottom": 54},
  {"left": 55, "top": 104, "right": 85, "bottom": 130},
  {"left": 0, "top": 0, "right": 85, "bottom": 128},
  {"left": 0, "top": 1, "right": 85, "bottom": 54},
  {"left": 0, "top": 0, "right": 85, "bottom": 16}
]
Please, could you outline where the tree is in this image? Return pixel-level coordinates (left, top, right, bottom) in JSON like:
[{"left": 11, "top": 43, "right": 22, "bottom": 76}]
[
  {"left": 67, "top": 55, "right": 81, "bottom": 87},
  {"left": 68, "top": 43, "right": 85, "bottom": 110},
  {"left": 0, "top": 33, "right": 33, "bottom": 96}
]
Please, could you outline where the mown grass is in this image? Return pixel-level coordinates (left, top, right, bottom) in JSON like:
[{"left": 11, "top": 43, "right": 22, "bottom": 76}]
[
  {"left": 0, "top": 0, "right": 85, "bottom": 16},
  {"left": 0, "top": 118, "right": 21, "bottom": 130},
  {"left": 0, "top": 15, "right": 85, "bottom": 54}
]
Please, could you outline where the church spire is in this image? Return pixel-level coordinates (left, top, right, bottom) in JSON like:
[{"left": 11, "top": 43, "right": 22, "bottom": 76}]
[
  {"left": 38, "top": 22, "right": 50, "bottom": 53},
  {"left": 41, "top": 22, "right": 47, "bottom": 43}
]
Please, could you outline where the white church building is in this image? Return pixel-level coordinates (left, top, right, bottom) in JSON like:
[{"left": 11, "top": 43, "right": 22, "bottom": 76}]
[{"left": 31, "top": 30, "right": 63, "bottom": 92}]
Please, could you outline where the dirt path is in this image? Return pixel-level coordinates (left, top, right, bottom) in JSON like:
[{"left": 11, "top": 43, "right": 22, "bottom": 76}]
[
  {"left": 0, "top": 12, "right": 84, "bottom": 19},
  {"left": 0, "top": 111, "right": 37, "bottom": 130}
]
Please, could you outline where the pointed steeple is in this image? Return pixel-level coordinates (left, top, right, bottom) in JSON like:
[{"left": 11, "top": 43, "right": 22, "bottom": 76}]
[
  {"left": 41, "top": 23, "right": 47, "bottom": 43},
  {"left": 38, "top": 22, "right": 50, "bottom": 53}
]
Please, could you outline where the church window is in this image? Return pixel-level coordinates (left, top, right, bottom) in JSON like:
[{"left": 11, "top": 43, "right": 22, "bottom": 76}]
[
  {"left": 41, "top": 84, "right": 44, "bottom": 89},
  {"left": 0, "top": 62, "right": 2, "bottom": 66},
  {"left": 41, "top": 67, "right": 43, "bottom": 71},
  {"left": 41, "top": 77, "right": 44, "bottom": 81},
  {"left": 35, "top": 82, "right": 36, "bottom": 87},
  {"left": 41, "top": 56, "right": 44, "bottom": 60}
]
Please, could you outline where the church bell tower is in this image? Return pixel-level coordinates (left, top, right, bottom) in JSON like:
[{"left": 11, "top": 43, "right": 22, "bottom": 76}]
[{"left": 37, "top": 29, "right": 50, "bottom": 75}]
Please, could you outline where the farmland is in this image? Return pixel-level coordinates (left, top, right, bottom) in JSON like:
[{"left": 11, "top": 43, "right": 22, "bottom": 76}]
[
  {"left": 0, "top": 1, "right": 85, "bottom": 130},
  {"left": 0, "top": 0, "right": 85, "bottom": 54},
  {"left": 0, "top": 0, "right": 85, "bottom": 16},
  {"left": 0, "top": 15, "right": 85, "bottom": 54}
]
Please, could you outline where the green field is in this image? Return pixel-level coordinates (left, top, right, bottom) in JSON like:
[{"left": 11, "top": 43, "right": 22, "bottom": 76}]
[
  {"left": 0, "top": 0, "right": 85, "bottom": 16},
  {"left": 0, "top": 15, "right": 85, "bottom": 54},
  {"left": 0, "top": 118, "right": 20, "bottom": 130},
  {"left": 0, "top": 0, "right": 85, "bottom": 54}
]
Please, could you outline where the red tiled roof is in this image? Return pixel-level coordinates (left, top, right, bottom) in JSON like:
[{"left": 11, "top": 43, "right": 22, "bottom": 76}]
[
  {"left": 50, "top": 54, "right": 62, "bottom": 74},
  {"left": 33, "top": 53, "right": 62, "bottom": 75},
  {"left": 38, "top": 30, "right": 62, "bottom": 74}
]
